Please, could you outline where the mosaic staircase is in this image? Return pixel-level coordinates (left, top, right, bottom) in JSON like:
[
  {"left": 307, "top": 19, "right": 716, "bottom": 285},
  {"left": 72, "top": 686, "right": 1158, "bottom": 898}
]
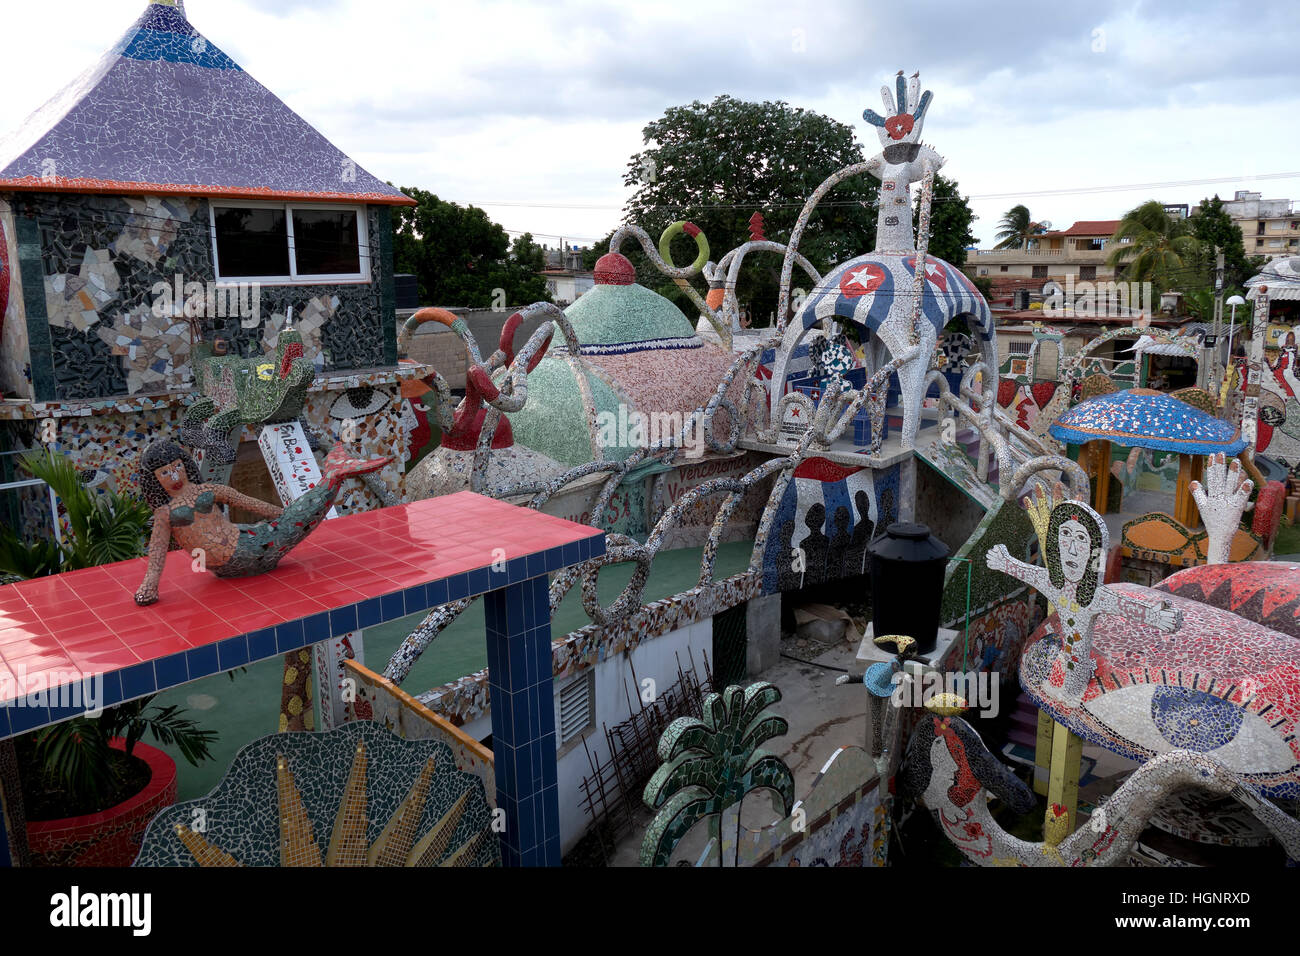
[
  {"left": 1007, "top": 690, "right": 1039, "bottom": 752},
  {"left": 955, "top": 426, "right": 999, "bottom": 488}
]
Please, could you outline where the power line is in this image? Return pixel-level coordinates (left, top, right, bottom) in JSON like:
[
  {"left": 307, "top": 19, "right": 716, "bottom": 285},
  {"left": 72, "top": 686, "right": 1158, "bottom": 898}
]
[{"left": 454, "top": 170, "right": 1300, "bottom": 212}]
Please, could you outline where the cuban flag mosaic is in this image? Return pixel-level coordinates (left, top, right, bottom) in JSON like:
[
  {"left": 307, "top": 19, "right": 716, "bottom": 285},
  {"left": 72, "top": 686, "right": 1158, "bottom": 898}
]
[
  {"left": 794, "top": 253, "right": 993, "bottom": 343},
  {"left": 762, "top": 458, "right": 899, "bottom": 594}
]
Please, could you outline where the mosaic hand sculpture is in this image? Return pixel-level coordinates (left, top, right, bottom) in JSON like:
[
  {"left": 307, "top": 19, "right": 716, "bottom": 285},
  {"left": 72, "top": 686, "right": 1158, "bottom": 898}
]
[
  {"left": 641, "top": 682, "right": 795, "bottom": 866},
  {"left": 180, "top": 326, "right": 316, "bottom": 465},
  {"left": 901, "top": 703, "right": 1300, "bottom": 866},
  {"left": 986, "top": 498, "right": 1181, "bottom": 709},
  {"left": 1022, "top": 480, "right": 1067, "bottom": 614},
  {"left": 862, "top": 71, "right": 943, "bottom": 254},
  {"left": 1189, "top": 452, "right": 1254, "bottom": 565},
  {"left": 133, "top": 438, "right": 390, "bottom": 605}
]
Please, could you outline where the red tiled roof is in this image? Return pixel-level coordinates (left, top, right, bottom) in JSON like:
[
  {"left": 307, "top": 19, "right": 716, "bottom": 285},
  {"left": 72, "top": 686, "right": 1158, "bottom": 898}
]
[{"left": 1042, "top": 220, "right": 1122, "bottom": 238}]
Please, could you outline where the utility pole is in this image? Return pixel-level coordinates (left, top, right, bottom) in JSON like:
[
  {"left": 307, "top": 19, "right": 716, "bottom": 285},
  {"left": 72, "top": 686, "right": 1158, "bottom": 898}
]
[{"left": 1204, "top": 248, "right": 1225, "bottom": 390}]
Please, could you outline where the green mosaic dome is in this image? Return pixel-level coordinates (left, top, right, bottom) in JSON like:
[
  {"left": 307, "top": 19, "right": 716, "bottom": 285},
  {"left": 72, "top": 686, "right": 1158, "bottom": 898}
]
[
  {"left": 507, "top": 358, "right": 638, "bottom": 467},
  {"left": 563, "top": 281, "right": 698, "bottom": 347}
]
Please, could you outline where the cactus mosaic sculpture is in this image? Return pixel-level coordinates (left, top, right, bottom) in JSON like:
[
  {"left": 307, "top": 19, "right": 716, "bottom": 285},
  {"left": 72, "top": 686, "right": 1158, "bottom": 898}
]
[{"left": 641, "top": 682, "right": 795, "bottom": 866}]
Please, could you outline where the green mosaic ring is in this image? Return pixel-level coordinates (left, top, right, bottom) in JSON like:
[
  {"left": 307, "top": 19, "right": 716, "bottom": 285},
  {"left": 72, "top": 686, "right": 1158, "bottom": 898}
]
[{"left": 658, "top": 220, "right": 710, "bottom": 272}]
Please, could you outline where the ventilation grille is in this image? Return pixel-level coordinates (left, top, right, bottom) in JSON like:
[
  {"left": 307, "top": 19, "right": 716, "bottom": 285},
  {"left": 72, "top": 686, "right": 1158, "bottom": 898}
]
[{"left": 558, "top": 672, "right": 594, "bottom": 745}]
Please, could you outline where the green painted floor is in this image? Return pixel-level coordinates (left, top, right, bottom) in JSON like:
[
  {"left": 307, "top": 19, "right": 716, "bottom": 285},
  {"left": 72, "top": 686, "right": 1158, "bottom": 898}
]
[{"left": 150, "top": 540, "right": 755, "bottom": 800}]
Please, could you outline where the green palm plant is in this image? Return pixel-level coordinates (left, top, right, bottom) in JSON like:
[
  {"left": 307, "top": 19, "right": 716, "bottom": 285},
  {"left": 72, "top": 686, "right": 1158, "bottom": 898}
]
[
  {"left": 23, "top": 696, "right": 218, "bottom": 812},
  {"left": 1106, "top": 200, "right": 1203, "bottom": 288},
  {"left": 0, "top": 446, "right": 151, "bottom": 580},
  {"left": 993, "top": 204, "right": 1050, "bottom": 250},
  {"left": 640, "top": 682, "right": 795, "bottom": 866}
]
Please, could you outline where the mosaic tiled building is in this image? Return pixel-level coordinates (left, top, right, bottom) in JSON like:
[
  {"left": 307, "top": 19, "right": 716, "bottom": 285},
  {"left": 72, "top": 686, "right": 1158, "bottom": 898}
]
[{"left": 0, "top": 0, "right": 418, "bottom": 517}]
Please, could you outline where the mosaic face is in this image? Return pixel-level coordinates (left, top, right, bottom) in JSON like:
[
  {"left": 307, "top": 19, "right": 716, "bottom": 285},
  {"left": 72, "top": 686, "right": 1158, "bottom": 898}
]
[
  {"left": 153, "top": 459, "right": 188, "bottom": 496},
  {"left": 1056, "top": 518, "right": 1090, "bottom": 585}
]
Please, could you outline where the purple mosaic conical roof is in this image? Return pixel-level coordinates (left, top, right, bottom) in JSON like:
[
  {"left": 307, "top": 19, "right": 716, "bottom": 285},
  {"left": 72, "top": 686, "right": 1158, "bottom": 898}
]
[{"left": 0, "top": 0, "right": 412, "bottom": 205}]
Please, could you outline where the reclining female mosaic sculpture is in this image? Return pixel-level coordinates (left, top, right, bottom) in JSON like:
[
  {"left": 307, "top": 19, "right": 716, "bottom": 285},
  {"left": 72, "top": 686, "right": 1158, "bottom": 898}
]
[
  {"left": 133, "top": 438, "right": 389, "bottom": 605},
  {"left": 900, "top": 701, "right": 1300, "bottom": 866}
]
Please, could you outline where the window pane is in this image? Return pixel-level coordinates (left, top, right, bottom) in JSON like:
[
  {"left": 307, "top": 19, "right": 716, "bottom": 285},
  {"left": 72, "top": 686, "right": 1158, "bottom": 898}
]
[
  {"left": 214, "top": 207, "right": 290, "bottom": 277},
  {"left": 292, "top": 209, "right": 361, "bottom": 276}
]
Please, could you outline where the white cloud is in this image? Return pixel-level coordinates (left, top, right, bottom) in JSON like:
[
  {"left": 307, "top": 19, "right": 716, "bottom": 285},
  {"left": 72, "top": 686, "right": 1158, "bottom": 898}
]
[{"left": 1, "top": 0, "right": 1297, "bottom": 248}]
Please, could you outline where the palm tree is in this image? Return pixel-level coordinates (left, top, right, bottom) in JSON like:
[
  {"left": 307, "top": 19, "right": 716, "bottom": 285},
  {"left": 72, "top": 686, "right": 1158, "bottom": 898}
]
[
  {"left": 640, "top": 682, "right": 795, "bottom": 866},
  {"left": 0, "top": 447, "right": 150, "bottom": 580},
  {"left": 1106, "top": 200, "right": 1202, "bottom": 288},
  {"left": 994, "top": 204, "right": 1050, "bottom": 250}
]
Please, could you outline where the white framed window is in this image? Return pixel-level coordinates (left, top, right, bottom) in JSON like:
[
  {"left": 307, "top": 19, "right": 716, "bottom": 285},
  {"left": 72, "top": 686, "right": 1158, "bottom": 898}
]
[
  {"left": 210, "top": 201, "right": 370, "bottom": 284},
  {"left": 1009, "top": 340, "right": 1032, "bottom": 355},
  {"left": 555, "top": 670, "right": 595, "bottom": 748}
]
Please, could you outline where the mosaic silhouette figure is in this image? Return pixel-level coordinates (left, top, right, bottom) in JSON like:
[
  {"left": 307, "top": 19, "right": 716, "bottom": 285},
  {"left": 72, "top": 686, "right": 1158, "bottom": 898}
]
[
  {"left": 843, "top": 489, "right": 875, "bottom": 577},
  {"left": 830, "top": 505, "right": 852, "bottom": 578},
  {"left": 776, "top": 518, "right": 803, "bottom": 592},
  {"left": 134, "top": 438, "right": 390, "bottom": 605},
  {"left": 986, "top": 498, "right": 1181, "bottom": 708},
  {"left": 800, "top": 503, "right": 830, "bottom": 587}
]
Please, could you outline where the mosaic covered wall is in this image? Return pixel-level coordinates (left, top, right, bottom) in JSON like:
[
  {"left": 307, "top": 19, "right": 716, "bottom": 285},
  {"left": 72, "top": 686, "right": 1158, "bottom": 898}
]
[
  {"left": 759, "top": 459, "right": 899, "bottom": 595},
  {"left": 749, "top": 748, "right": 889, "bottom": 868},
  {"left": 0, "top": 198, "right": 29, "bottom": 398},
  {"left": 6, "top": 192, "right": 392, "bottom": 401},
  {"left": 938, "top": 496, "right": 1040, "bottom": 678},
  {"left": 343, "top": 659, "right": 495, "bottom": 804},
  {"left": 422, "top": 570, "right": 763, "bottom": 727},
  {"left": 0, "top": 363, "right": 417, "bottom": 520},
  {"left": 135, "top": 721, "right": 499, "bottom": 867},
  {"left": 1244, "top": 340, "right": 1300, "bottom": 473}
]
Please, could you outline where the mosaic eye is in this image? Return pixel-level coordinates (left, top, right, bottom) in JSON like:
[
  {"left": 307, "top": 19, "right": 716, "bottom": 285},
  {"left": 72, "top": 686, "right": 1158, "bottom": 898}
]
[{"left": 1083, "top": 684, "right": 1296, "bottom": 775}]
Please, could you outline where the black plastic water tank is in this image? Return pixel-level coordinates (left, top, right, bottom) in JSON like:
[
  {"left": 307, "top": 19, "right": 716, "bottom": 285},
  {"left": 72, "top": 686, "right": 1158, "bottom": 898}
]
[
  {"left": 869, "top": 522, "right": 949, "bottom": 655},
  {"left": 393, "top": 274, "right": 419, "bottom": 311}
]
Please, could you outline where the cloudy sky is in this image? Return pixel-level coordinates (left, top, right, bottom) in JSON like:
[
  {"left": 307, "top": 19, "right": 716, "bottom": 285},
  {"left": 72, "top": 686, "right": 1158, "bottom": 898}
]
[{"left": 2, "top": 0, "right": 1297, "bottom": 249}]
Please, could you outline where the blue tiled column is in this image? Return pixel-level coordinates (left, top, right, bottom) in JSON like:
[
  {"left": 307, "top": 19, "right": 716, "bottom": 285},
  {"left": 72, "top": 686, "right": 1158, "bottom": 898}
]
[{"left": 483, "top": 575, "right": 559, "bottom": 867}]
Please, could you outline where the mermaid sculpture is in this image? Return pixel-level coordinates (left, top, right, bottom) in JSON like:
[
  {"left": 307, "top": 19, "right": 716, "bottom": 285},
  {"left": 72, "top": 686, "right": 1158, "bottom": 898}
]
[
  {"left": 901, "top": 702, "right": 1300, "bottom": 866},
  {"left": 985, "top": 497, "right": 1180, "bottom": 708},
  {"left": 133, "top": 438, "right": 390, "bottom": 606}
]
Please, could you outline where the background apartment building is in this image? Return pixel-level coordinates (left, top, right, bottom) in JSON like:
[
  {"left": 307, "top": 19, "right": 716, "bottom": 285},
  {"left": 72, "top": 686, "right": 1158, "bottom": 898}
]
[
  {"left": 969, "top": 220, "right": 1124, "bottom": 285},
  {"left": 1217, "top": 190, "right": 1300, "bottom": 259}
]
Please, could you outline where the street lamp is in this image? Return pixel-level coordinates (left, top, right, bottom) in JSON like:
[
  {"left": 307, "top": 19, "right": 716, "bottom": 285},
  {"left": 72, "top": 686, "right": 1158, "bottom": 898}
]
[{"left": 1225, "top": 294, "right": 1247, "bottom": 363}]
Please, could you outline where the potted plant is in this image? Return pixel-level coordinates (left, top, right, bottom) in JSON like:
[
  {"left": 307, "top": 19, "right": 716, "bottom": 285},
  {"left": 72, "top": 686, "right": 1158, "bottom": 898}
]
[
  {"left": 16, "top": 697, "right": 217, "bottom": 867},
  {"left": 0, "top": 447, "right": 218, "bottom": 865}
]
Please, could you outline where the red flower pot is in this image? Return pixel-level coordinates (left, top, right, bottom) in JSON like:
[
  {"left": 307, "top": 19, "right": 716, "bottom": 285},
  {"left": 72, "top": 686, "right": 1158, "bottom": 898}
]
[{"left": 26, "top": 738, "right": 178, "bottom": 867}]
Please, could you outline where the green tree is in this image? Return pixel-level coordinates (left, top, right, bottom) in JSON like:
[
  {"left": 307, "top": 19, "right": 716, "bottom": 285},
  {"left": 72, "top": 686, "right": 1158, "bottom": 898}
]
[
  {"left": 391, "top": 187, "right": 551, "bottom": 308},
  {"left": 1188, "top": 195, "right": 1267, "bottom": 292},
  {"left": 918, "top": 174, "right": 977, "bottom": 267},
  {"left": 1106, "top": 200, "right": 1202, "bottom": 289},
  {"left": 613, "top": 96, "right": 879, "bottom": 326},
  {"left": 993, "top": 204, "right": 1050, "bottom": 250},
  {"left": 510, "top": 232, "right": 547, "bottom": 274},
  {"left": 0, "top": 447, "right": 150, "bottom": 580}
]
